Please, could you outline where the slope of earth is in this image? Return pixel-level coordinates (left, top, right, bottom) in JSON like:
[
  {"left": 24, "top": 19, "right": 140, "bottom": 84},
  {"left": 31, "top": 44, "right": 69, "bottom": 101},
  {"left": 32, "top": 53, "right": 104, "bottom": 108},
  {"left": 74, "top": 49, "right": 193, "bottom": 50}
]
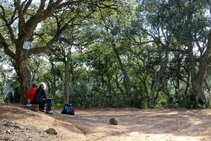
[{"left": 0, "top": 103, "right": 211, "bottom": 141}]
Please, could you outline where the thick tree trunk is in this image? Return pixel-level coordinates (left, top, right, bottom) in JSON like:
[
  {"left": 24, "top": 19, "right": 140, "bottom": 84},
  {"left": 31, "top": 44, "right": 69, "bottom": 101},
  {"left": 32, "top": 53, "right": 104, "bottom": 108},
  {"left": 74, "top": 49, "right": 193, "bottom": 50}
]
[
  {"left": 17, "top": 59, "right": 32, "bottom": 104},
  {"left": 188, "top": 43, "right": 208, "bottom": 105},
  {"left": 192, "top": 80, "right": 206, "bottom": 104}
]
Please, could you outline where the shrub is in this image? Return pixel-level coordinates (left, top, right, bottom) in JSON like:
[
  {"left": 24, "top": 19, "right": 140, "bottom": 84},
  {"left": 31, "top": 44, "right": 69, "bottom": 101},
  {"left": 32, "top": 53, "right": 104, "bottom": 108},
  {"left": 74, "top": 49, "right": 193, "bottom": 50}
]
[{"left": 167, "top": 92, "right": 201, "bottom": 109}]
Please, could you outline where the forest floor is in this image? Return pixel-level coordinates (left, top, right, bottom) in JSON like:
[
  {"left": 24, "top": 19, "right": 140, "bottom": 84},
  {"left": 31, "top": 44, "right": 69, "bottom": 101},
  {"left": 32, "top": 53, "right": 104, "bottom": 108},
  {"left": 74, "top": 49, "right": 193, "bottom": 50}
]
[{"left": 0, "top": 103, "right": 211, "bottom": 141}]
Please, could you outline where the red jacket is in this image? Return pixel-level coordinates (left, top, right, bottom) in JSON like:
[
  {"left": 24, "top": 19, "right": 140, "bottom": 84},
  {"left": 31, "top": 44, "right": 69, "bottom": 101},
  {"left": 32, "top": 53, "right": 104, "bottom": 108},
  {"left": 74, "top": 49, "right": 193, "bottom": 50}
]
[{"left": 27, "top": 88, "right": 35, "bottom": 103}]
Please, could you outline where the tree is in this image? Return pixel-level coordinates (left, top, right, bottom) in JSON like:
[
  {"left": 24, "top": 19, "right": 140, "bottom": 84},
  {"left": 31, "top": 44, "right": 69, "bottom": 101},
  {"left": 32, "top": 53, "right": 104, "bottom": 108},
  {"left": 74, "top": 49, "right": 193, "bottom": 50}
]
[
  {"left": 97, "top": 7, "right": 136, "bottom": 105},
  {"left": 0, "top": 0, "right": 128, "bottom": 104},
  {"left": 141, "top": 0, "right": 211, "bottom": 105}
]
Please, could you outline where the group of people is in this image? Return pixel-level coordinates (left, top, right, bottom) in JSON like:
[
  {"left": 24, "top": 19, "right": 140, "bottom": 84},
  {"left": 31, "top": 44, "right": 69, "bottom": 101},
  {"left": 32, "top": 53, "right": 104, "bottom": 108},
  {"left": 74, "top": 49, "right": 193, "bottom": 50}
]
[{"left": 27, "top": 82, "right": 53, "bottom": 114}]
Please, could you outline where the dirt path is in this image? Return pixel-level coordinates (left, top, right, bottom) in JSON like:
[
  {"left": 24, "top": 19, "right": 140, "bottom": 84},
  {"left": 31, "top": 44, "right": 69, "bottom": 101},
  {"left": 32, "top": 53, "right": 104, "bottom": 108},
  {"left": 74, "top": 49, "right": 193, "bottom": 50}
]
[{"left": 0, "top": 103, "right": 211, "bottom": 141}]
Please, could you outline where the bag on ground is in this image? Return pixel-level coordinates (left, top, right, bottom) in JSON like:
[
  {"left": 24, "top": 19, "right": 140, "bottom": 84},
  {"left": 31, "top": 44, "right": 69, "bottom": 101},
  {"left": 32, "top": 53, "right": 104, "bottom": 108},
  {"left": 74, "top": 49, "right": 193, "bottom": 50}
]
[{"left": 61, "top": 104, "right": 75, "bottom": 115}]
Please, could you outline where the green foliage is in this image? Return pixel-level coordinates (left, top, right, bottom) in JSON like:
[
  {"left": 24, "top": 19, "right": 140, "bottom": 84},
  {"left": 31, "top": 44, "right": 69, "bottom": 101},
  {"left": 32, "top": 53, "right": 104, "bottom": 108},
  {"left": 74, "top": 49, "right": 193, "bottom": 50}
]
[
  {"left": 3, "top": 87, "right": 20, "bottom": 104},
  {"left": 3, "top": 92, "right": 13, "bottom": 104},
  {"left": 52, "top": 92, "right": 64, "bottom": 105},
  {"left": 2, "top": 74, "right": 20, "bottom": 104},
  {"left": 48, "top": 78, "right": 148, "bottom": 108},
  {"left": 52, "top": 103, "right": 64, "bottom": 108},
  {"left": 167, "top": 92, "right": 201, "bottom": 109},
  {"left": 13, "top": 86, "right": 20, "bottom": 103},
  {"left": 131, "top": 89, "right": 148, "bottom": 109}
]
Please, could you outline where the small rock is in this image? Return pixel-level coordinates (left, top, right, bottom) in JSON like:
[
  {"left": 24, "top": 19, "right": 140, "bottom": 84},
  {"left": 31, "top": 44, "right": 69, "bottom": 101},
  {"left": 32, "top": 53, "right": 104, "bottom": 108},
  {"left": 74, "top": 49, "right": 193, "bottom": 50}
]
[
  {"left": 6, "top": 130, "right": 10, "bottom": 134},
  {"left": 109, "top": 118, "right": 118, "bottom": 125},
  {"left": 4, "top": 138, "right": 9, "bottom": 141},
  {"left": 46, "top": 128, "right": 57, "bottom": 135},
  {"left": 3, "top": 122, "right": 15, "bottom": 127},
  {"left": 14, "top": 125, "right": 23, "bottom": 129}
]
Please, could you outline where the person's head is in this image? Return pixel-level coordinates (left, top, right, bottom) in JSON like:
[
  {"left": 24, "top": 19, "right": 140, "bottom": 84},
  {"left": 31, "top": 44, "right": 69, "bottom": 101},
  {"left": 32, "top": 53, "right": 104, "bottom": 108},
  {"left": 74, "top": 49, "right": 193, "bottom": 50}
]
[
  {"left": 39, "top": 82, "right": 46, "bottom": 90},
  {"left": 32, "top": 83, "right": 38, "bottom": 90}
]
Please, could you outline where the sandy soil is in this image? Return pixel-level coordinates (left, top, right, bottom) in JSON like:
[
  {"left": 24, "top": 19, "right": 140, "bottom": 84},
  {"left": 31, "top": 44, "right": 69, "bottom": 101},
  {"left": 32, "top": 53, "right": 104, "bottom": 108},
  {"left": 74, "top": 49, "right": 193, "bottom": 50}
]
[{"left": 0, "top": 103, "right": 211, "bottom": 141}]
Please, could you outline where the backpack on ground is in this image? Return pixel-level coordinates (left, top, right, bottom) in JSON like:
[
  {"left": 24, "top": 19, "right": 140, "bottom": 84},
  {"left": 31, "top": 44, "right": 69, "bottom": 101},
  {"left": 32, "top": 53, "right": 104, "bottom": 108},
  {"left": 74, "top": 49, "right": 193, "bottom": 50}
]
[{"left": 61, "top": 104, "right": 75, "bottom": 115}]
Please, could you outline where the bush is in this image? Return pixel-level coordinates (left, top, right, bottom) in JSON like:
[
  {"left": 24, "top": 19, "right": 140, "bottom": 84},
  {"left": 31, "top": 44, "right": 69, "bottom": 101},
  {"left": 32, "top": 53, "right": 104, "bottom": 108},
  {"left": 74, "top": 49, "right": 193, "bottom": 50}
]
[
  {"left": 167, "top": 92, "right": 201, "bottom": 109},
  {"left": 3, "top": 90, "right": 20, "bottom": 104}
]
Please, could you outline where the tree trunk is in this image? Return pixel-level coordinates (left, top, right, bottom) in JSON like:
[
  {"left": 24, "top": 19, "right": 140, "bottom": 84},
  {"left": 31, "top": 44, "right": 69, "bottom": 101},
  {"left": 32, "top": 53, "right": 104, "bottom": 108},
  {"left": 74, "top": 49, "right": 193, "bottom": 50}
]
[
  {"left": 188, "top": 43, "right": 208, "bottom": 105},
  {"left": 52, "top": 62, "right": 56, "bottom": 97},
  {"left": 64, "top": 55, "right": 70, "bottom": 104},
  {"left": 17, "top": 59, "right": 32, "bottom": 104},
  {"left": 192, "top": 80, "right": 206, "bottom": 104},
  {"left": 149, "top": 53, "right": 168, "bottom": 107},
  {"left": 149, "top": 72, "right": 159, "bottom": 107},
  {"left": 112, "top": 41, "right": 132, "bottom": 104},
  {"left": 106, "top": 74, "right": 112, "bottom": 94},
  {"left": 115, "top": 73, "right": 125, "bottom": 95}
]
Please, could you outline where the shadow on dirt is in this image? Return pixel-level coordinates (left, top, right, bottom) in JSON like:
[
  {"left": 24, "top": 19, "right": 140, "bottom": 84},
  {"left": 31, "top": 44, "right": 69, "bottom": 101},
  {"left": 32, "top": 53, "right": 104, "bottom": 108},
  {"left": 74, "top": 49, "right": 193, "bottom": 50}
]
[{"left": 1, "top": 103, "right": 211, "bottom": 141}]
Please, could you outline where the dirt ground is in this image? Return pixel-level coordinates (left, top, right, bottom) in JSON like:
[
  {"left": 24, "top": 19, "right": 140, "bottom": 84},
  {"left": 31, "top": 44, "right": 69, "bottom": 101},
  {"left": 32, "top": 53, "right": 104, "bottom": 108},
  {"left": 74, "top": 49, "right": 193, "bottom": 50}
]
[{"left": 0, "top": 103, "right": 211, "bottom": 141}]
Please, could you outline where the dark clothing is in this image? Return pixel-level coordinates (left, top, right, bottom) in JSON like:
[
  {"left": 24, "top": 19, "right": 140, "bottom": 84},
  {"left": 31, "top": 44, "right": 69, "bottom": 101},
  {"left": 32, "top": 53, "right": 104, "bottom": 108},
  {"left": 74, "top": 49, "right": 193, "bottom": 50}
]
[
  {"left": 39, "top": 98, "right": 52, "bottom": 111},
  {"left": 32, "top": 87, "right": 47, "bottom": 104},
  {"left": 32, "top": 87, "right": 52, "bottom": 111}
]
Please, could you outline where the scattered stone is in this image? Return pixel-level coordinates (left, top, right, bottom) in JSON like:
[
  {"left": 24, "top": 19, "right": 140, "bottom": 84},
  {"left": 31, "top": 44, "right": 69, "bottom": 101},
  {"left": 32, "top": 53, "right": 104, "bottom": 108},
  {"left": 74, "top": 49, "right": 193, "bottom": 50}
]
[
  {"left": 3, "top": 121, "right": 24, "bottom": 130},
  {"left": 3, "top": 122, "right": 15, "bottom": 127},
  {"left": 109, "top": 118, "right": 118, "bottom": 125},
  {"left": 3, "top": 138, "right": 9, "bottom": 141},
  {"left": 40, "top": 135, "right": 46, "bottom": 137},
  {"left": 29, "top": 104, "right": 39, "bottom": 112},
  {"left": 46, "top": 128, "right": 57, "bottom": 135},
  {"left": 6, "top": 130, "right": 10, "bottom": 134},
  {"left": 13, "top": 125, "right": 23, "bottom": 129}
]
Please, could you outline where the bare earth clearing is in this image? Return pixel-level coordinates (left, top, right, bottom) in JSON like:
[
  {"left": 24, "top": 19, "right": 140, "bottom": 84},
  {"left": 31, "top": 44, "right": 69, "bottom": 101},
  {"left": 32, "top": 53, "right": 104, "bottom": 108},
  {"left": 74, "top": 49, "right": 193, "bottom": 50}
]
[{"left": 0, "top": 103, "right": 211, "bottom": 141}]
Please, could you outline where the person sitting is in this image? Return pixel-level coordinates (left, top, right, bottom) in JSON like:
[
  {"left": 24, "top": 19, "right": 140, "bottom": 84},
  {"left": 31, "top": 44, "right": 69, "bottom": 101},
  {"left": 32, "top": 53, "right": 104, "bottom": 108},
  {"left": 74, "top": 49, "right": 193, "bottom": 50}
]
[
  {"left": 26, "top": 83, "right": 38, "bottom": 107},
  {"left": 32, "top": 82, "right": 53, "bottom": 114}
]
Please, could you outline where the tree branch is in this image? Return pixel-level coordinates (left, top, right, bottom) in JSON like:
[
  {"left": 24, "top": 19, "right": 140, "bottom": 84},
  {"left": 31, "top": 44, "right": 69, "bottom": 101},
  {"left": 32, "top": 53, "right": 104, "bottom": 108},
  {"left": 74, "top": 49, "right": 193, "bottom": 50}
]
[
  {"left": 15, "top": 0, "right": 26, "bottom": 39},
  {"left": 59, "top": 37, "right": 92, "bottom": 47},
  {"left": 132, "top": 37, "right": 154, "bottom": 45},
  {"left": 56, "top": 1, "right": 83, "bottom": 9},
  {"left": 155, "top": 38, "right": 187, "bottom": 54},
  {"left": 26, "top": 34, "right": 61, "bottom": 57},
  {"left": 197, "top": 31, "right": 211, "bottom": 82},
  {"left": 0, "top": 5, "right": 17, "bottom": 44},
  {"left": 0, "top": 33, "right": 17, "bottom": 60},
  {"left": 36, "top": 0, "right": 46, "bottom": 15},
  {"left": 23, "top": 0, "right": 32, "bottom": 15}
]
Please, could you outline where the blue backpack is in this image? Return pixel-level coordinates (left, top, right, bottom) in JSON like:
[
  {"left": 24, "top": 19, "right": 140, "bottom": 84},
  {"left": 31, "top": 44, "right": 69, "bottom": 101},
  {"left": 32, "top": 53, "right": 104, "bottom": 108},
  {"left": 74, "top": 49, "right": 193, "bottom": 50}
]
[{"left": 61, "top": 104, "right": 75, "bottom": 115}]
